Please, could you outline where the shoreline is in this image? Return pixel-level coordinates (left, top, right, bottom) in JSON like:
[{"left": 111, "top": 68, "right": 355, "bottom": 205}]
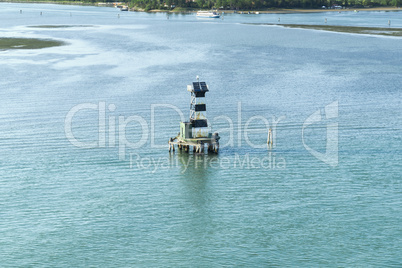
[
  {"left": 146, "top": 7, "right": 402, "bottom": 13},
  {"left": 243, "top": 7, "right": 402, "bottom": 14},
  {"left": 1, "top": 1, "right": 401, "bottom": 14}
]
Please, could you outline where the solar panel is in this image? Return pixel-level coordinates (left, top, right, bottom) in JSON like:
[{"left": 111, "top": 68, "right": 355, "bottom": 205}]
[
  {"left": 193, "top": 82, "right": 201, "bottom": 91},
  {"left": 191, "top": 82, "right": 209, "bottom": 93},
  {"left": 200, "top": 82, "right": 208, "bottom": 91}
]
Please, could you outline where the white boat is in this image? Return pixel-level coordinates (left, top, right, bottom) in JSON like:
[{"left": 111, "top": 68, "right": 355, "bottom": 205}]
[{"left": 196, "top": 11, "right": 220, "bottom": 18}]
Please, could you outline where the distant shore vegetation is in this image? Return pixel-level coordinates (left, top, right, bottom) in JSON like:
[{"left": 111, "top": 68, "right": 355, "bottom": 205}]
[
  {"left": 3, "top": 0, "right": 401, "bottom": 11},
  {"left": 131, "top": 0, "right": 401, "bottom": 12}
]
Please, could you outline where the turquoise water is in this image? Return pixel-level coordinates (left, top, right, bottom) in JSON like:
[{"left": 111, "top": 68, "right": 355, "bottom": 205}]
[{"left": 1, "top": 3, "right": 401, "bottom": 267}]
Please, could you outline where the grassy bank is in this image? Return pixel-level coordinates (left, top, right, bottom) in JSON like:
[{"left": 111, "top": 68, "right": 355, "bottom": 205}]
[
  {"left": 285, "top": 24, "right": 402, "bottom": 36},
  {"left": 247, "top": 23, "right": 402, "bottom": 36},
  {"left": 0, "top": 37, "right": 65, "bottom": 50}
]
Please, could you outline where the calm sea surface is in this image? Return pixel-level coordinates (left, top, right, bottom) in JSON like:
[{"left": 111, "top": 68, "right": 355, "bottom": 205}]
[{"left": 1, "top": 3, "right": 401, "bottom": 267}]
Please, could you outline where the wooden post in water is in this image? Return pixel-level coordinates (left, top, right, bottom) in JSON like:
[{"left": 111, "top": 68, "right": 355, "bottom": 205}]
[
  {"left": 267, "top": 128, "right": 273, "bottom": 146},
  {"left": 169, "top": 138, "right": 175, "bottom": 152}
]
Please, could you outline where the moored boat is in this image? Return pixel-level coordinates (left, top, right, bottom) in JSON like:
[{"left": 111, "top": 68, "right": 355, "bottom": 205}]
[{"left": 196, "top": 10, "right": 220, "bottom": 18}]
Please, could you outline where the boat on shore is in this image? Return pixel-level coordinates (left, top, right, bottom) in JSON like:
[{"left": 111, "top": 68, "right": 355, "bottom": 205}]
[{"left": 196, "top": 10, "right": 220, "bottom": 18}]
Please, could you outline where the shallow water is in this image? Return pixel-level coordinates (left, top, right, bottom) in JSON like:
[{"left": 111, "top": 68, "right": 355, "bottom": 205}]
[{"left": 0, "top": 3, "right": 401, "bottom": 267}]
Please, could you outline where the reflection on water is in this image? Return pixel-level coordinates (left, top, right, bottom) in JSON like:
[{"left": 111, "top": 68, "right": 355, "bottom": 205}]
[
  {"left": 170, "top": 151, "right": 220, "bottom": 178},
  {"left": 168, "top": 151, "right": 218, "bottom": 254}
]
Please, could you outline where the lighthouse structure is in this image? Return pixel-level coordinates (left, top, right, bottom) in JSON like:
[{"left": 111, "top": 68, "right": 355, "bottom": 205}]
[{"left": 169, "top": 77, "right": 220, "bottom": 153}]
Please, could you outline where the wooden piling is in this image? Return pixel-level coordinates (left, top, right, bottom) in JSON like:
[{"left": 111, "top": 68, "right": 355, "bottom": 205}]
[{"left": 267, "top": 128, "right": 273, "bottom": 145}]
